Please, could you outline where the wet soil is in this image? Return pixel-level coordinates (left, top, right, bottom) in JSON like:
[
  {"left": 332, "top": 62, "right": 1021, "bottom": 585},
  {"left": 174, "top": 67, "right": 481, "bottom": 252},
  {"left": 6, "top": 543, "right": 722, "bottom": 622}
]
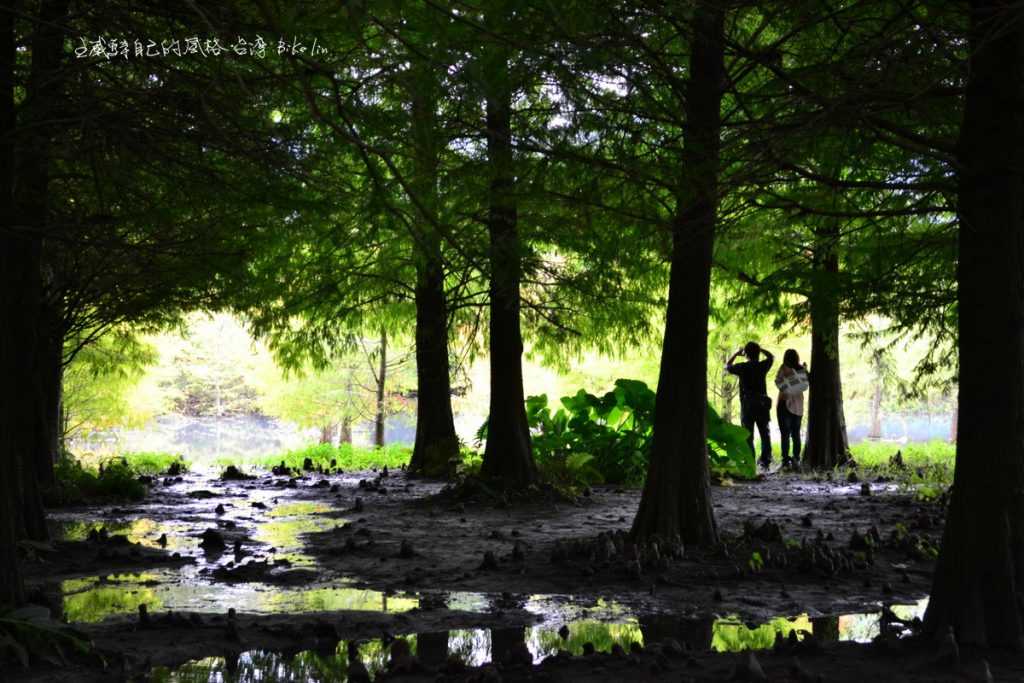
[
  {"left": 7, "top": 466, "right": 993, "bottom": 682},
  {"left": 304, "top": 470, "right": 938, "bottom": 621}
]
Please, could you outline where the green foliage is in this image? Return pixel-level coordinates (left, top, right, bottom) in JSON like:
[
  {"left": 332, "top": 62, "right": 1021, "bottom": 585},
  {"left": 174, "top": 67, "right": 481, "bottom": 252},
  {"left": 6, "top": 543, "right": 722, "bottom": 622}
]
[
  {"left": 748, "top": 551, "right": 765, "bottom": 573},
  {"left": 158, "top": 314, "right": 264, "bottom": 417},
  {"left": 520, "top": 379, "right": 755, "bottom": 487},
  {"left": 50, "top": 455, "right": 146, "bottom": 504},
  {"left": 706, "top": 404, "right": 757, "bottom": 479},
  {"left": 255, "top": 334, "right": 417, "bottom": 436},
  {"left": 118, "top": 452, "right": 188, "bottom": 476},
  {"left": 62, "top": 330, "right": 158, "bottom": 439},
  {"left": 255, "top": 443, "right": 411, "bottom": 471}
]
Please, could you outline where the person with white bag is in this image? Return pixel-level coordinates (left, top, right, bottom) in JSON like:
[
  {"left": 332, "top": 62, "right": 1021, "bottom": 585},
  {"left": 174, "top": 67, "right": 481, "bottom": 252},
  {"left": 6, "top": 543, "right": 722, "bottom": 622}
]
[{"left": 774, "top": 349, "right": 809, "bottom": 470}]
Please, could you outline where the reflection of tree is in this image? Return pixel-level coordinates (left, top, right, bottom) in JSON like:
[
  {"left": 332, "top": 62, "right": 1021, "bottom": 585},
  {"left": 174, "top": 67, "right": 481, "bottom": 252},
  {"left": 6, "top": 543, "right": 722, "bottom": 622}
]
[
  {"left": 811, "top": 615, "right": 840, "bottom": 642},
  {"left": 449, "top": 628, "right": 491, "bottom": 666},
  {"left": 61, "top": 578, "right": 162, "bottom": 623},
  {"left": 712, "top": 615, "right": 813, "bottom": 652},
  {"left": 491, "top": 627, "right": 527, "bottom": 665},
  {"left": 640, "top": 615, "right": 712, "bottom": 652},
  {"left": 258, "top": 586, "right": 418, "bottom": 614},
  {"left": 530, "top": 620, "right": 643, "bottom": 658},
  {"left": 417, "top": 631, "right": 449, "bottom": 668}
]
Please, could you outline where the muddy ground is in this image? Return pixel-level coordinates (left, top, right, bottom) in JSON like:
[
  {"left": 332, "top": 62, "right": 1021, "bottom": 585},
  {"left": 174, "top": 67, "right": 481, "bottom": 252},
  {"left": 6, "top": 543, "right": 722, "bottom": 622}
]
[{"left": 9, "top": 466, "right": 1020, "bottom": 682}]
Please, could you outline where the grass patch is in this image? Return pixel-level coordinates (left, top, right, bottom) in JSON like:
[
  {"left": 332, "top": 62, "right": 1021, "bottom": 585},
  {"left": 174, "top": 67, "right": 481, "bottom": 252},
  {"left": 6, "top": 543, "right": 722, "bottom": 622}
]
[
  {"left": 848, "top": 440, "right": 954, "bottom": 500},
  {"left": 256, "top": 443, "right": 412, "bottom": 471},
  {"left": 120, "top": 451, "right": 189, "bottom": 475},
  {"left": 850, "top": 440, "right": 954, "bottom": 468}
]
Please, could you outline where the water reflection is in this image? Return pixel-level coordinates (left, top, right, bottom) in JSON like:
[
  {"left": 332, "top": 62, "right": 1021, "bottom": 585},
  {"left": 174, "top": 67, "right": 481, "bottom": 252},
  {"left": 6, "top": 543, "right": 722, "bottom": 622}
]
[
  {"left": 60, "top": 572, "right": 420, "bottom": 623},
  {"left": 254, "top": 502, "right": 346, "bottom": 565},
  {"left": 52, "top": 519, "right": 197, "bottom": 553},
  {"left": 154, "top": 600, "right": 932, "bottom": 680}
]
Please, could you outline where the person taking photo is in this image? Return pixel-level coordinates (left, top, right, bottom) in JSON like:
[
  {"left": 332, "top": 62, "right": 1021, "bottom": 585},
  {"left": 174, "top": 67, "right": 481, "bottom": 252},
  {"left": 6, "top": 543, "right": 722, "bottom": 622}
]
[{"left": 727, "top": 341, "right": 774, "bottom": 470}]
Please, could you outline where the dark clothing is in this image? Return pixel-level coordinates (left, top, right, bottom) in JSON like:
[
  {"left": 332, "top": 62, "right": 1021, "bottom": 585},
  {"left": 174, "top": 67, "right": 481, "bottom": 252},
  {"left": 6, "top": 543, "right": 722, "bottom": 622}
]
[
  {"left": 729, "top": 357, "right": 774, "bottom": 465},
  {"left": 727, "top": 358, "right": 774, "bottom": 400},
  {"left": 741, "top": 394, "right": 772, "bottom": 465},
  {"left": 777, "top": 401, "right": 802, "bottom": 465}
]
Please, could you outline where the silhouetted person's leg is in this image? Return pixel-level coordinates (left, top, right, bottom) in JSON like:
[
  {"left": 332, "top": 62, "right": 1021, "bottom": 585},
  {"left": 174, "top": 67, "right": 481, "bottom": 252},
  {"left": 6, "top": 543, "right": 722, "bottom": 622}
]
[{"left": 741, "top": 400, "right": 756, "bottom": 460}]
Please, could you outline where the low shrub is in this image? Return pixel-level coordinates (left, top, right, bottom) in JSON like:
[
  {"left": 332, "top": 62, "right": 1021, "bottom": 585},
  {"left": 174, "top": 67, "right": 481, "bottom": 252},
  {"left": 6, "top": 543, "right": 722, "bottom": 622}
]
[
  {"left": 477, "top": 378, "right": 754, "bottom": 489},
  {"left": 50, "top": 455, "right": 146, "bottom": 504}
]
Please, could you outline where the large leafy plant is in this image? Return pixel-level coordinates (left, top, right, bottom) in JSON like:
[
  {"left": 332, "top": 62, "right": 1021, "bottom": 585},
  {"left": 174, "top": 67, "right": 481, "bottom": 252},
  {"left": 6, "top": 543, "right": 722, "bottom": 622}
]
[{"left": 520, "top": 379, "right": 754, "bottom": 485}]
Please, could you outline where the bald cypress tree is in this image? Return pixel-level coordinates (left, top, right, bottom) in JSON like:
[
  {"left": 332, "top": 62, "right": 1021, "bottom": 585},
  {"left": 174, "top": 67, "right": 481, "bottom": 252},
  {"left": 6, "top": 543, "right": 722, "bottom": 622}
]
[
  {"left": 924, "top": 0, "right": 1024, "bottom": 649},
  {"left": 631, "top": 0, "right": 724, "bottom": 545}
]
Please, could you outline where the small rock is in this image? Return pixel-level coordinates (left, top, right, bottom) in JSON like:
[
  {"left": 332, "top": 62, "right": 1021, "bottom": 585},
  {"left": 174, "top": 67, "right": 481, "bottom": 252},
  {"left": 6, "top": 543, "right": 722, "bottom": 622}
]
[
  {"left": 480, "top": 550, "right": 499, "bottom": 570},
  {"left": 348, "top": 642, "right": 371, "bottom": 682},
  {"left": 889, "top": 450, "right": 904, "bottom": 468},
  {"left": 661, "top": 638, "right": 685, "bottom": 657},
  {"left": 138, "top": 603, "right": 149, "bottom": 626},
  {"left": 199, "top": 529, "right": 225, "bottom": 551},
  {"left": 731, "top": 651, "right": 767, "bottom": 681},
  {"left": 215, "top": 504, "right": 226, "bottom": 515},
  {"left": 221, "top": 465, "right": 253, "bottom": 481},
  {"left": 512, "top": 540, "right": 526, "bottom": 562},
  {"left": 398, "top": 540, "right": 415, "bottom": 559},
  {"left": 353, "top": 498, "right": 364, "bottom": 513},
  {"left": 388, "top": 638, "right": 417, "bottom": 673},
  {"left": 790, "top": 657, "right": 819, "bottom": 682},
  {"left": 860, "top": 482, "right": 872, "bottom": 496},
  {"left": 156, "top": 533, "right": 167, "bottom": 548},
  {"left": 935, "top": 626, "right": 959, "bottom": 669},
  {"left": 558, "top": 624, "right": 570, "bottom": 640}
]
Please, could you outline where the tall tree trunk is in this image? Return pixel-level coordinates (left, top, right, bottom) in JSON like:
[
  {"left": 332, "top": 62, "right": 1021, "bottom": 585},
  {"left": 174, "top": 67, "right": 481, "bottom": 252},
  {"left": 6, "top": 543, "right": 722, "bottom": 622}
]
[
  {"left": 639, "top": 615, "right": 713, "bottom": 652},
  {"left": 36, "top": 315, "right": 63, "bottom": 488},
  {"left": 924, "top": 0, "right": 1024, "bottom": 649},
  {"left": 407, "top": 67, "right": 459, "bottom": 477},
  {"left": 490, "top": 627, "right": 527, "bottom": 665},
  {"left": 340, "top": 416, "right": 353, "bottom": 444},
  {"left": 319, "top": 424, "right": 335, "bottom": 445},
  {"left": 375, "top": 329, "right": 387, "bottom": 448},
  {"left": 719, "top": 349, "right": 735, "bottom": 424},
  {"left": 9, "top": 0, "right": 69, "bottom": 542},
  {"left": 630, "top": 1, "right": 723, "bottom": 546},
  {"left": 479, "top": 29, "right": 537, "bottom": 489},
  {"left": 416, "top": 631, "right": 449, "bottom": 668},
  {"left": 949, "top": 401, "right": 958, "bottom": 443},
  {"left": 0, "top": 0, "right": 25, "bottom": 608},
  {"left": 804, "top": 226, "right": 850, "bottom": 469},
  {"left": 868, "top": 349, "right": 883, "bottom": 440}
]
